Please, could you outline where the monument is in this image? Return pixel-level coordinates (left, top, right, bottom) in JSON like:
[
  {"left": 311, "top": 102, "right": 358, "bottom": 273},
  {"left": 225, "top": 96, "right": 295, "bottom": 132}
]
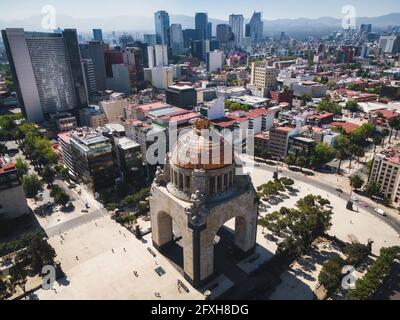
[{"left": 150, "top": 119, "right": 259, "bottom": 288}]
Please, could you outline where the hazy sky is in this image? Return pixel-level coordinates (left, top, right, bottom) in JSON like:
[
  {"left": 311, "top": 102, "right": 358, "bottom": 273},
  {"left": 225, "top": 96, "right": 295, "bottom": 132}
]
[{"left": 0, "top": 0, "right": 399, "bottom": 20}]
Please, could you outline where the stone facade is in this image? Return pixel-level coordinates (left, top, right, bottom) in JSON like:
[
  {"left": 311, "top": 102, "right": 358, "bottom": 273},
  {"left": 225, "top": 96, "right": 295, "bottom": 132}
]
[{"left": 150, "top": 121, "right": 259, "bottom": 288}]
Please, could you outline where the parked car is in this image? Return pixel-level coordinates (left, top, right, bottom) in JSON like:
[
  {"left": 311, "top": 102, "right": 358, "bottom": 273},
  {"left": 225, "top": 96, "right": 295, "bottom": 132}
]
[{"left": 374, "top": 208, "right": 386, "bottom": 216}]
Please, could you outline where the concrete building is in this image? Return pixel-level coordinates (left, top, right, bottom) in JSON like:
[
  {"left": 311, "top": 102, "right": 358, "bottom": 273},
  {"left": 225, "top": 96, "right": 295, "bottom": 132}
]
[
  {"left": 2, "top": 28, "right": 87, "bottom": 123},
  {"left": 268, "top": 124, "right": 301, "bottom": 159},
  {"left": 122, "top": 47, "right": 145, "bottom": 88},
  {"left": 200, "top": 97, "right": 225, "bottom": 121},
  {"left": 151, "top": 66, "right": 174, "bottom": 90},
  {"left": 150, "top": 119, "right": 258, "bottom": 288},
  {"left": 80, "top": 41, "right": 107, "bottom": 91},
  {"left": 165, "top": 85, "right": 197, "bottom": 109},
  {"left": 80, "top": 105, "right": 109, "bottom": 128},
  {"left": 143, "top": 34, "right": 157, "bottom": 46},
  {"left": 67, "top": 128, "right": 115, "bottom": 194},
  {"left": 292, "top": 81, "right": 327, "bottom": 99},
  {"left": 99, "top": 98, "right": 129, "bottom": 123},
  {"left": 81, "top": 59, "right": 97, "bottom": 100},
  {"left": 207, "top": 50, "right": 224, "bottom": 73},
  {"left": 106, "top": 64, "right": 132, "bottom": 95},
  {"left": 216, "top": 24, "right": 233, "bottom": 49},
  {"left": 229, "top": 14, "right": 244, "bottom": 47},
  {"left": 147, "top": 45, "right": 169, "bottom": 68},
  {"left": 0, "top": 159, "right": 30, "bottom": 221},
  {"left": 379, "top": 35, "right": 400, "bottom": 53},
  {"left": 250, "top": 62, "right": 279, "bottom": 91},
  {"left": 369, "top": 148, "right": 400, "bottom": 206}
]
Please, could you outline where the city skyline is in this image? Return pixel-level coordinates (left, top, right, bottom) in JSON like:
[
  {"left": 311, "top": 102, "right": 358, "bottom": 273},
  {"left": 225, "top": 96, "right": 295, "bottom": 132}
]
[{"left": 0, "top": 0, "right": 399, "bottom": 21}]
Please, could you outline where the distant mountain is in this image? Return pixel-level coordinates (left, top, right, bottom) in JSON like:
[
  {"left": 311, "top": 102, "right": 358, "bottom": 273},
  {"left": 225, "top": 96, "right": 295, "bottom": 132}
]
[{"left": 0, "top": 12, "right": 398, "bottom": 37}]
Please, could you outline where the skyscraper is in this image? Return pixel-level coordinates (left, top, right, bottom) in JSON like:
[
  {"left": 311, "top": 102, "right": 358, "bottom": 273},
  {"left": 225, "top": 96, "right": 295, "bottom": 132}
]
[
  {"left": 79, "top": 41, "right": 107, "bottom": 91},
  {"left": 216, "top": 24, "right": 232, "bottom": 45},
  {"left": 154, "top": 11, "right": 170, "bottom": 46},
  {"left": 2, "top": 28, "right": 87, "bottom": 123},
  {"left": 147, "top": 45, "right": 169, "bottom": 68},
  {"left": 183, "top": 29, "right": 200, "bottom": 49},
  {"left": 170, "top": 24, "right": 184, "bottom": 56},
  {"left": 207, "top": 22, "right": 212, "bottom": 40},
  {"left": 229, "top": 14, "right": 244, "bottom": 47},
  {"left": 247, "top": 12, "right": 263, "bottom": 43},
  {"left": 195, "top": 13, "right": 208, "bottom": 41},
  {"left": 93, "top": 29, "right": 103, "bottom": 42},
  {"left": 81, "top": 59, "right": 97, "bottom": 99}
]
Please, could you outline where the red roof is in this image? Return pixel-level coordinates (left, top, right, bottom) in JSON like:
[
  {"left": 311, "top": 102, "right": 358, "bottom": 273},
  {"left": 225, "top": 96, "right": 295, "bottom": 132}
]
[
  {"left": 330, "top": 122, "right": 360, "bottom": 134},
  {"left": 374, "top": 109, "right": 400, "bottom": 120}
]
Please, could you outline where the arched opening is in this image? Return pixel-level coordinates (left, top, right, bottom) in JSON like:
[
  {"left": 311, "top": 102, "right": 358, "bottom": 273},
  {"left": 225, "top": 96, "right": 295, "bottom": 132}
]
[{"left": 153, "top": 211, "right": 185, "bottom": 273}]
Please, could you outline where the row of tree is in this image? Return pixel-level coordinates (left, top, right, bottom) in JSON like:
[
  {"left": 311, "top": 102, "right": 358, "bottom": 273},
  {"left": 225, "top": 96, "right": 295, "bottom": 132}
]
[
  {"left": 258, "top": 194, "right": 333, "bottom": 260},
  {"left": 318, "top": 243, "right": 370, "bottom": 294},
  {"left": 347, "top": 246, "right": 400, "bottom": 300},
  {"left": 256, "top": 178, "right": 294, "bottom": 201}
]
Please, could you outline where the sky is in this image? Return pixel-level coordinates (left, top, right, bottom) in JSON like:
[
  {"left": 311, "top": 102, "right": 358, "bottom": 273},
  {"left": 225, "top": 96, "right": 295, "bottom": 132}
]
[{"left": 0, "top": 0, "right": 399, "bottom": 21}]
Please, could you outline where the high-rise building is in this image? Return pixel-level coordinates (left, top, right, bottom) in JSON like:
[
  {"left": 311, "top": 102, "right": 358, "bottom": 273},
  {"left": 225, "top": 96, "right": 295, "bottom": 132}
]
[
  {"left": 2, "top": 28, "right": 87, "bottom": 123},
  {"left": 79, "top": 41, "right": 107, "bottom": 91},
  {"left": 104, "top": 50, "right": 123, "bottom": 78},
  {"left": 247, "top": 12, "right": 263, "bottom": 43},
  {"left": 195, "top": 12, "right": 208, "bottom": 40},
  {"left": 191, "top": 40, "right": 206, "bottom": 61},
  {"left": 170, "top": 24, "right": 184, "bottom": 56},
  {"left": 207, "top": 50, "right": 224, "bottom": 73},
  {"left": 131, "top": 40, "right": 149, "bottom": 68},
  {"left": 250, "top": 62, "right": 278, "bottom": 90},
  {"left": 143, "top": 34, "right": 157, "bottom": 45},
  {"left": 379, "top": 35, "right": 400, "bottom": 53},
  {"left": 207, "top": 22, "right": 213, "bottom": 40},
  {"left": 122, "top": 47, "right": 145, "bottom": 88},
  {"left": 81, "top": 59, "right": 97, "bottom": 100},
  {"left": 183, "top": 29, "right": 200, "bottom": 49},
  {"left": 147, "top": 45, "right": 168, "bottom": 68},
  {"left": 359, "top": 24, "right": 372, "bottom": 34},
  {"left": 229, "top": 14, "right": 244, "bottom": 47},
  {"left": 216, "top": 24, "right": 233, "bottom": 47},
  {"left": 154, "top": 10, "right": 170, "bottom": 46},
  {"left": 93, "top": 29, "right": 103, "bottom": 42}
]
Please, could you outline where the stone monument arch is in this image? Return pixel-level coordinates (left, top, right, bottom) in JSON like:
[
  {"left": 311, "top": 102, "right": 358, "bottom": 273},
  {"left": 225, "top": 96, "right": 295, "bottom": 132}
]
[{"left": 150, "top": 119, "right": 259, "bottom": 288}]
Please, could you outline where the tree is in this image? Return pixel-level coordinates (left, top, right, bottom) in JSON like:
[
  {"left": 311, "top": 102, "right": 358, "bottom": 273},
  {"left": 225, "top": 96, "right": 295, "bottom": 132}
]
[
  {"left": 296, "top": 156, "right": 307, "bottom": 171},
  {"left": 0, "top": 143, "right": 7, "bottom": 155},
  {"left": 343, "top": 243, "right": 370, "bottom": 265},
  {"left": 15, "top": 157, "right": 29, "bottom": 176},
  {"left": 50, "top": 186, "right": 70, "bottom": 207},
  {"left": 29, "top": 234, "right": 56, "bottom": 274},
  {"left": 372, "top": 135, "right": 382, "bottom": 154},
  {"left": 317, "top": 99, "right": 342, "bottom": 115},
  {"left": 284, "top": 154, "right": 296, "bottom": 167},
  {"left": 318, "top": 256, "right": 346, "bottom": 293},
  {"left": 42, "top": 165, "right": 56, "bottom": 186},
  {"left": 350, "top": 175, "right": 364, "bottom": 190},
  {"left": 300, "top": 93, "right": 312, "bottom": 103},
  {"left": 0, "top": 277, "right": 11, "bottom": 300},
  {"left": 381, "top": 129, "right": 390, "bottom": 146},
  {"left": 364, "top": 181, "right": 382, "bottom": 198},
  {"left": 280, "top": 177, "right": 295, "bottom": 188},
  {"left": 388, "top": 118, "right": 400, "bottom": 144},
  {"left": 22, "top": 174, "right": 43, "bottom": 200},
  {"left": 9, "top": 262, "right": 28, "bottom": 293},
  {"left": 310, "top": 143, "right": 336, "bottom": 168},
  {"left": 345, "top": 100, "right": 360, "bottom": 113}
]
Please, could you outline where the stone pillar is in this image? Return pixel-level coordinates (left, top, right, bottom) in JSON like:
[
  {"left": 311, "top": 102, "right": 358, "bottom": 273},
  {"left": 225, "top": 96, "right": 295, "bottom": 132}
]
[
  {"left": 234, "top": 200, "right": 258, "bottom": 257},
  {"left": 192, "top": 169, "right": 208, "bottom": 195},
  {"left": 151, "top": 211, "right": 173, "bottom": 252}
]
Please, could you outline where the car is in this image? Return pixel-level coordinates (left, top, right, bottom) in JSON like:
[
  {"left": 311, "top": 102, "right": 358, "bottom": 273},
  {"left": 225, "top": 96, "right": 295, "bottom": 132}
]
[
  {"left": 359, "top": 201, "right": 368, "bottom": 207},
  {"left": 374, "top": 208, "right": 386, "bottom": 216},
  {"left": 81, "top": 209, "right": 89, "bottom": 213},
  {"left": 336, "top": 188, "right": 343, "bottom": 193},
  {"left": 351, "top": 196, "right": 359, "bottom": 202}
]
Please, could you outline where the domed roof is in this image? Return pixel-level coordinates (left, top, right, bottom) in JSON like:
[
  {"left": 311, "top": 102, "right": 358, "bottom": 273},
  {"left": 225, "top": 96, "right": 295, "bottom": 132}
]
[{"left": 171, "top": 119, "right": 234, "bottom": 171}]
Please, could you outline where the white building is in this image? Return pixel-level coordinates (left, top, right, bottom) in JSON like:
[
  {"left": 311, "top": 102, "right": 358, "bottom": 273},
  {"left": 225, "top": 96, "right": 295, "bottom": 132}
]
[
  {"left": 250, "top": 62, "right": 279, "bottom": 91},
  {"left": 151, "top": 66, "right": 174, "bottom": 89},
  {"left": 229, "top": 14, "right": 244, "bottom": 47},
  {"left": 202, "top": 97, "right": 225, "bottom": 120},
  {"left": 207, "top": 50, "right": 224, "bottom": 73},
  {"left": 147, "top": 45, "right": 168, "bottom": 68},
  {"left": 99, "top": 98, "right": 130, "bottom": 122},
  {"left": 379, "top": 35, "right": 400, "bottom": 54}
]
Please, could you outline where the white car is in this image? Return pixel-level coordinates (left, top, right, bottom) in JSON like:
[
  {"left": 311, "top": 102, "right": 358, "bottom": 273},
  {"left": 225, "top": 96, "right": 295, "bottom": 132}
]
[{"left": 374, "top": 208, "right": 386, "bottom": 216}]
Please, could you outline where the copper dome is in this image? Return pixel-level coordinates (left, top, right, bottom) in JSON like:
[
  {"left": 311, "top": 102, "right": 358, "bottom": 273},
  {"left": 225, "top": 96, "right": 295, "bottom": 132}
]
[{"left": 171, "top": 119, "right": 234, "bottom": 171}]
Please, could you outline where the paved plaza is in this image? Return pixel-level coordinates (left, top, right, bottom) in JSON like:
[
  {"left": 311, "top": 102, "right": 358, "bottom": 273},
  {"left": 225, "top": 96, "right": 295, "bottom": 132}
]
[{"left": 32, "top": 164, "right": 400, "bottom": 300}]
